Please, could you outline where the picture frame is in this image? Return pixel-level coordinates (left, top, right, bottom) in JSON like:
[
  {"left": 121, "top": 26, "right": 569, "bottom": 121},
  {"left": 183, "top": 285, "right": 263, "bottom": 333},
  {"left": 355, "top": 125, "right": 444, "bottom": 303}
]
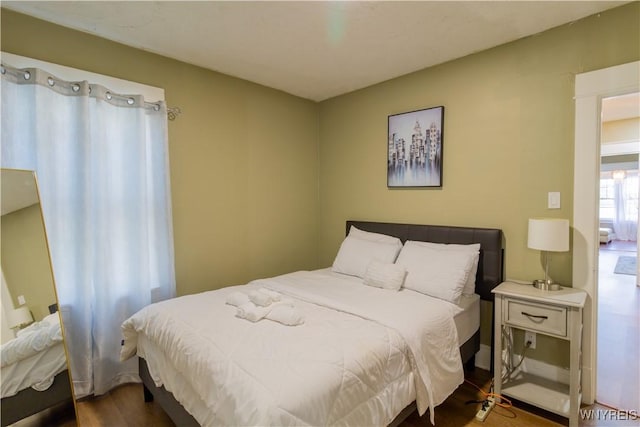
[{"left": 387, "top": 106, "right": 444, "bottom": 187}]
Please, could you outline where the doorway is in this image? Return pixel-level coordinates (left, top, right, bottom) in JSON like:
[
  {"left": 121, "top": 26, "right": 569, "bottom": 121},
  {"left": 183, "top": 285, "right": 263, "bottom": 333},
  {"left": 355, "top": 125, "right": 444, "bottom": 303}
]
[
  {"left": 592, "top": 94, "right": 640, "bottom": 410},
  {"left": 573, "top": 61, "right": 639, "bottom": 405},
  {"left": 596, "top": 93, "right": 640, "bottom": 411}
]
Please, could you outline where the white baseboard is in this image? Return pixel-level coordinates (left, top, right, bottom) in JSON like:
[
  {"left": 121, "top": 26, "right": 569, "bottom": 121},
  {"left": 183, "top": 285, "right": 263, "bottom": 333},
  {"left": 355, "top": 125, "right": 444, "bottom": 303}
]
[{"left": 475, "top": 344, "right": 570, "bottom": 386}]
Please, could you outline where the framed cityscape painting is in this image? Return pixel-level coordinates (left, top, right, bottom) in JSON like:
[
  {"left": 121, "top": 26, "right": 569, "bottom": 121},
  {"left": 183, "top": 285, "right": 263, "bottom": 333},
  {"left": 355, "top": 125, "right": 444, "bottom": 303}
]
[{"left": 387, "top": 106, "right": 444, "bottom": 187}]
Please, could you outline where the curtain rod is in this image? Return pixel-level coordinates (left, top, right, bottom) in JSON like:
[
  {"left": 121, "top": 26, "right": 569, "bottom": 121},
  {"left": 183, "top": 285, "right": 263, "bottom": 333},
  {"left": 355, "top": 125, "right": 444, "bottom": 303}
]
[{"left": 167, "top": 106, "right": 182, "bottom": 121}]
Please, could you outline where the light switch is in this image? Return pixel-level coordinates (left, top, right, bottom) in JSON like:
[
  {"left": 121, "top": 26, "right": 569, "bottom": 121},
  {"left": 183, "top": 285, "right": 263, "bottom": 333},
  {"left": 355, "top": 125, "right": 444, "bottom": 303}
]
[
  {"left": 548, "top": 192, "right": 561, "bottom": 209},
  {"left": 17, "top": 295, "right": 26, "bottom": 305}
]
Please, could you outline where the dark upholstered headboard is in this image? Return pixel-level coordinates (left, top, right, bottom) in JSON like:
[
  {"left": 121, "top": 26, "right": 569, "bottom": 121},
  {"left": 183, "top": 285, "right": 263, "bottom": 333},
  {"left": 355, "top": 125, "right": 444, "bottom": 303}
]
[{"left": 346, "top": 221, "right": 504, "bottom": 301}]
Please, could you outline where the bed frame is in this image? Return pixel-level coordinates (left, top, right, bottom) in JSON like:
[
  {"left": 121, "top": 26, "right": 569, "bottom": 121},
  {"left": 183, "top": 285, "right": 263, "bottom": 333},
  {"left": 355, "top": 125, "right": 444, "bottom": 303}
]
[
  {"left": 0, "top": 370, "right": 74, "bottom": 426},
  {"left": 138, "top": 220, "right": 504, "bottom": 426}
]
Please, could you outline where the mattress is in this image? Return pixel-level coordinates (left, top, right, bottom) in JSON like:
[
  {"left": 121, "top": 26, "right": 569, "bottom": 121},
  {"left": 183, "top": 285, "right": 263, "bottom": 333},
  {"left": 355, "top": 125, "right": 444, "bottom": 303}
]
[
  {"left": 455, "top": 293, "right": 480, "bottom": 346},
  {"left": 122, "top": 269, "right": 465, "bottom": 426}
]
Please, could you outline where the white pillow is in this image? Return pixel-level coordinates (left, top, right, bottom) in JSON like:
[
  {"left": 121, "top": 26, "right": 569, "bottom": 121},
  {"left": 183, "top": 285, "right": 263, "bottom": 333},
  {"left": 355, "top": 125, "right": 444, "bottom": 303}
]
[
  {"left": 363, "top": 260, "right": 407, "bottom": 291},
  {"left": 396, "top": 241, "right": 476, "bottom": 304},
  {"left": 349, "top": 225, "right": 403, "bottom": 247},
  {"left": 42, "top": 312, "right": 61, "bottom": 325},
  {"left": 332, "top": 235, "right": 402, "bottom": 278},
  {"left": 405, "top": 241, "right": 480, "bottom": 295}
]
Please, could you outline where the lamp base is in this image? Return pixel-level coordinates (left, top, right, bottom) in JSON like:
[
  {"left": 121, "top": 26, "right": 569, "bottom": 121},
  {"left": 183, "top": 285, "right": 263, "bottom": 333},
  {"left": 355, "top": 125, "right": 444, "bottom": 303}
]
[{"left": 532, "top": 279, "right": 562, "bottom": 291}]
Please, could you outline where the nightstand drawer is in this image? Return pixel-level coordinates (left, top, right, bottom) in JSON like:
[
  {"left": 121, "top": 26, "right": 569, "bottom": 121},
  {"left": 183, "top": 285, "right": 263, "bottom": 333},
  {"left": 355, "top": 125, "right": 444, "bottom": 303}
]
[{"left": 505, "top": 299, "right": 567, "bottom": 336}]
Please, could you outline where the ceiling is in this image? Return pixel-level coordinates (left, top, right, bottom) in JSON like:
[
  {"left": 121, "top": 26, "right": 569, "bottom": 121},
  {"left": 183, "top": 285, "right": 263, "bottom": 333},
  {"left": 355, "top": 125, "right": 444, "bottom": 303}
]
[
  {"left": 2, "top": 1, "right": 630, "bottom": 102},
  {"left": 1, "top": 170, "right": 39, "bottom": 216},
  {"left": 602, "top": 92, "right": 640, "bottom": 122}
]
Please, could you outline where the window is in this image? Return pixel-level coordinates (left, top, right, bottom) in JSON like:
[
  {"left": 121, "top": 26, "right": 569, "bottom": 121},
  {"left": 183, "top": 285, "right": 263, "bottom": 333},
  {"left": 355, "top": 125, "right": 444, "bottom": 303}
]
[
  {"left": 599, "top": 170, "right": 639, "bottom": 221},
  {"left": 599, "top": 176, "right": 616, "bottom": 220}
]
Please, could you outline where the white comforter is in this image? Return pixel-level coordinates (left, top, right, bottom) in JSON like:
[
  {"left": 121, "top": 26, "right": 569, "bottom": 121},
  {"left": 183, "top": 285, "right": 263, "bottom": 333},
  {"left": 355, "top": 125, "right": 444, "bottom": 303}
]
[
  {"left": 121, "top": 269, "right": 464, "bottom": 426},
  {"left": 1, "top": 314, "right": 67, "bottom": 397},
  {"left": 1, "top": 315, "right": 63, "bottom": 367}
]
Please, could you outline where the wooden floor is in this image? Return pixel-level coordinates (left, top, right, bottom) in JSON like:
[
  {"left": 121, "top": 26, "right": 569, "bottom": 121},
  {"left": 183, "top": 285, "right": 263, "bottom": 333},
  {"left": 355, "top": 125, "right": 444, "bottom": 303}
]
[
  {"left": 597, "top": 242, "right": 639, "bottom": 413},
  {"left": 16, "top": 367, "right": 637, "bottom": 427},
  {"left": 400, "top": 368, "right": 568, "bottom": 427},
  {"left": 74, "top": 384, "right": 174, "bottom": 427}
]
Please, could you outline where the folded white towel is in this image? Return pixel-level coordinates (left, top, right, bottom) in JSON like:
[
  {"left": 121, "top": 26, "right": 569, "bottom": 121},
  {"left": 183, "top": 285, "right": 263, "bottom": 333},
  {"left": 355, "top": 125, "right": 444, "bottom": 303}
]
[
  {"left": 236, "top": 302, "right": 270, "bottom": 322},
  {"left": 258, "top": 288, "right": 281, "bottom": 301},
  {"left": 248, "top": 290, "right": 272, "bottom": 307},
  {"left": 226, "top": 291, "right": 250, "bottom": 307},
  {"left": 266, "top": 304, "right": 304, "bottom": 326},
  {"left": 249, "top": 288, "right": 282, "bottom": 307},
  {"left": 278, "top": 297, "right": 295, "bottom": 307}
]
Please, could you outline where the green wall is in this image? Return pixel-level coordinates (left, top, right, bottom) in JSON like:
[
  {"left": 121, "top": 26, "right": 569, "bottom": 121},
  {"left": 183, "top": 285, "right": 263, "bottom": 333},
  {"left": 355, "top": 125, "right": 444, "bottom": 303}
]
[
  {"left": 602, "top": 117, "right": 640, "bottom": 144},
  {"left": 1, "top": 204, "right": 57, "bottom": 322},
  {"left": 316, "top": 2, "right": 638, "bottom": 355},
  {"left": 318, "top": 3, "right": 639, "bottom": 285},
  {"left": 1, "top": 9, "right": 320, "bottom": 297}
]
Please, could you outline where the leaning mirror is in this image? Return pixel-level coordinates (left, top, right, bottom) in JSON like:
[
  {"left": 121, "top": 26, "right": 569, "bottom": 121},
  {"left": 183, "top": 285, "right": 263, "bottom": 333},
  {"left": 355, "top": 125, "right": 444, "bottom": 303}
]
[{"left": 1, "top": 168, "right": 77, "bottom": 426}]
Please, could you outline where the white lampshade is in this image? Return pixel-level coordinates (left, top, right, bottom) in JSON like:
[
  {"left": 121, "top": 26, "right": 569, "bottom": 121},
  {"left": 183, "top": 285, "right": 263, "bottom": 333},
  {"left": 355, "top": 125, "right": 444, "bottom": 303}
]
[
  {"left": 528, "top": 218, "right": 569, "bottom": 252},
  {"left": 8, "top": 306, "right": 33, "bottom": 329}
]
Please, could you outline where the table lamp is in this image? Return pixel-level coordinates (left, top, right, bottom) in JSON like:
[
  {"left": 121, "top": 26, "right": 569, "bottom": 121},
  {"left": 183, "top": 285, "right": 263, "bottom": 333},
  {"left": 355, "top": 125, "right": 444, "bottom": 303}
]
[
  {"left": 8, "top": 306, "right": 33, "bottom": 330},
  {"left": 528, "top": 218, "right": 569, "bottom": 290}
]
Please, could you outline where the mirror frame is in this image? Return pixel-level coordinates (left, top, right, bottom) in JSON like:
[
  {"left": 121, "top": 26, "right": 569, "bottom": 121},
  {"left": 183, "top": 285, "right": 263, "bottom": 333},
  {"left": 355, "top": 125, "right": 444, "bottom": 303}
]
[{"left": 1, "top": 168, "right": 78, "bottom": 425}]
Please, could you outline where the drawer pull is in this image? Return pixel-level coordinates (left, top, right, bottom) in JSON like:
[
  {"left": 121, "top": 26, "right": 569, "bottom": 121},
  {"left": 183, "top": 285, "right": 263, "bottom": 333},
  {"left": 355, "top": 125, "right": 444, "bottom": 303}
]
[{"left": 522, "top": 311, "right": 548, "bottom": 320}]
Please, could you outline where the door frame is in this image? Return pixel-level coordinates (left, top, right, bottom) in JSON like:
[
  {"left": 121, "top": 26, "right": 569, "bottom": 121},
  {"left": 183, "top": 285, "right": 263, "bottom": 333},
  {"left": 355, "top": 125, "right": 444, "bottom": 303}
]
[{"left": 573, "top": 60, "right": 639, "bottom": 404}]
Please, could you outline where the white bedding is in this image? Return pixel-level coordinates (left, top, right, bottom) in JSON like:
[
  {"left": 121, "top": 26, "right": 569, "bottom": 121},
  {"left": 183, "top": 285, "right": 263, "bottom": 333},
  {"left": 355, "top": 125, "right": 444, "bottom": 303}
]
[
  {"left": 121, "top": 269, "right": 466, "bottom": 426},
  {"left": 1, "top": 316, "right": 67, "bottom": 398}
]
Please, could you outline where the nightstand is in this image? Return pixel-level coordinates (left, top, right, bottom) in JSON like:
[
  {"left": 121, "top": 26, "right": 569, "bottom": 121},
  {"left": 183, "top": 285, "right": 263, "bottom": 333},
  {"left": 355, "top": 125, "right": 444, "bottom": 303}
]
[{"left": 492, "top": 281, "right": 587, "bottom": 427}]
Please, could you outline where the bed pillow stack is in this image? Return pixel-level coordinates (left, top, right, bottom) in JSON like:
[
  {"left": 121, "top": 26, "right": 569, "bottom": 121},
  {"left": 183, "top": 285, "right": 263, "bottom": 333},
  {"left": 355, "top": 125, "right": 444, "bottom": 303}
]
[
  {"left": 331, "top": 226, "right": 403, "bottom": 283},
  {"left": 331, "top": 227, "right": 480, "bottom": 303},
  {"left": 396, "top": 241, "right": 479, "bottom": 304},
  {"left": 401, "top": 241, "right": 481, "bottom": 296}
]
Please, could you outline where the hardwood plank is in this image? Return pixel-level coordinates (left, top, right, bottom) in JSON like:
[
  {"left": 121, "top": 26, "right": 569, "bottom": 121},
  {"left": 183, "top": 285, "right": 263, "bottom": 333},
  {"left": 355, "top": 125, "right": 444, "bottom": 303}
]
[
  {"left": 399, "top": 368, "right": 565, "bottom": 427},
  {"left": 75, "top": 383, "right": 173, "bottom": 427},
  {"left": 597, "top": 247, "right": 639, "bottom": 413}
]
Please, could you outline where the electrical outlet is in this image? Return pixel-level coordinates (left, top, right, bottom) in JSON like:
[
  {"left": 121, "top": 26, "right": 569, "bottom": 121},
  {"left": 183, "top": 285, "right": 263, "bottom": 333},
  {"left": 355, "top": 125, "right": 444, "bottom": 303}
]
[
  {"left": 17, "top": 295, "right": 26, "bottom": 305},
  {"left": 525, "top": 331, "right": 536, "bottom": 349}
]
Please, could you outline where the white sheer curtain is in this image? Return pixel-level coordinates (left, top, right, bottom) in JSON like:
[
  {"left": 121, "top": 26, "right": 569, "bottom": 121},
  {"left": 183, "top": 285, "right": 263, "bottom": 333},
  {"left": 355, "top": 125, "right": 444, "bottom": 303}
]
[
  {"left": 1, "top": 64, "right": 176, "bottom": 397},
  {"left": 613, "top": 171, "right": 638, "bottom": 241}
]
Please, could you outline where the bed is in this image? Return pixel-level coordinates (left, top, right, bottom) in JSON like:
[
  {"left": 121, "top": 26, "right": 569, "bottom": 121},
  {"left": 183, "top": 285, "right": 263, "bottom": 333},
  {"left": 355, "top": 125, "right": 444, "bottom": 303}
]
[
  {"left": 122, "top": 221, "right": 503, "bottom": 426},
  {"left": 1, "top": 309, "right": 74, "bottom": 426}
]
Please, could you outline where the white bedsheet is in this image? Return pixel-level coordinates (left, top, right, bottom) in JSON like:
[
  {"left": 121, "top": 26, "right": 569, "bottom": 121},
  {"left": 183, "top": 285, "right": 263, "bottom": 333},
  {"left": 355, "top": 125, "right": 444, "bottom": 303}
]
[
  {"left": 455, "top": 294, "right": 480, "bottom": 345},
  {"left": 1, "top": 317, "right": 67, "bottom": 398},
  {"left": 319, "top": 269, "right": 479, "bottom": 347},
  {"left": 121, "top": 269, "right": 464, "bottom": 426}
]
